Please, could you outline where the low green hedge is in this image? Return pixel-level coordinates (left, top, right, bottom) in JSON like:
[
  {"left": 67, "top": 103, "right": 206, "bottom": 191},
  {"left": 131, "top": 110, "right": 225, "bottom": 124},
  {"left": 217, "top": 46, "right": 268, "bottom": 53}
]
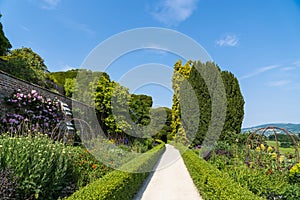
[
  {"left": 176, "top": 144, "right": 263, "bottom": 200},
  {"left": 65, "top": 142, "right": 165, "bottom": 200}
]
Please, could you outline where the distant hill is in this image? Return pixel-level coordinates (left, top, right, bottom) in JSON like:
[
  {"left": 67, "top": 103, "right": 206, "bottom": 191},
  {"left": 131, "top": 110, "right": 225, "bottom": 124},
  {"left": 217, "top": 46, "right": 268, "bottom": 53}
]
[{"left": 242, "top": 123, "right": 300, "bottom": 134}]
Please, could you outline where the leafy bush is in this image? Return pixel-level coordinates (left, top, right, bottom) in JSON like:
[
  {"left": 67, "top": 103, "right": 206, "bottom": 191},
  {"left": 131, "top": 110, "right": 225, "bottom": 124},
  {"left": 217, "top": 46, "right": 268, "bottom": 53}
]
[
  {"left": 280, "top": 142, "right": 293, "bottom": 148},
  {"left": 71, "top": 147, "right": 112, "bottom": 188},
  {"left": 0, "top": 134, "right": 74, "bottom": 199},
  {"left": 289, "top": 162, "right": 300, "bottom": 183},
  {"left": 0, "top": 168, "right": 19, "bottom": 199},
  {"left": 175, "top": 144, "right": 262, "bottom": 200},
  {"left": 65, "top": 142, "right": 165, "bottom": 200},
  {"left": 0, "top": 89, "right": 63, "bottom": 138}
]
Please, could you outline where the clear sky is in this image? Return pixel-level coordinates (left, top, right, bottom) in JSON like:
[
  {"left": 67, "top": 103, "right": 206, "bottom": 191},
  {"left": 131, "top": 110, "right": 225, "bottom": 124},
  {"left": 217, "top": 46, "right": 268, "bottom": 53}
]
[{"left": 1, "top": 0, "right": 300, "bottom": 128}]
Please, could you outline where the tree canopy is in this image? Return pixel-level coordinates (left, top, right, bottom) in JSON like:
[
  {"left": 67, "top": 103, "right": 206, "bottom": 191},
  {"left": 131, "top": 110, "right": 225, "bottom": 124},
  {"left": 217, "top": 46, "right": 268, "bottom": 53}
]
[
  {"left": 0, "top": 14, "right": 11, "bottom": 56},
  {"left": 0, "top": 47, "right": 49, "bottom": 87}
]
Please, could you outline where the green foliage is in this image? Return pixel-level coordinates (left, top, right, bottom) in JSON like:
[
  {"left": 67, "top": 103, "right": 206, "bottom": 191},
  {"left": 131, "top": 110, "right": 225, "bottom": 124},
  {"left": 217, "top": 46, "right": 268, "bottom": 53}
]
[
  {"left": 0, "top": 14, "right": 12, "bottom": 56},
  {"left": 0, "top": 134, "right": 75, "bottom": 200},
  {"left": 171, "top": 60, "right": 192, "bottom": 142},
  {"left": 222, "top": 164, "right": 300, "bottom": 199},
  {"left": 64, "top": 78, "right": 77, "bottom": 98},
  {"left": 280, "top": 142, "right": 293, "bottom": 148},
  {"left": 49, "top": 69, "right": 80, "bottom": 87},
  {"left": 268, "top": 133, "right": 298, "bottom": 143},
  {"left": 0, "top": 48, "right": 49, "bottom": 87},
  {"left": 151, "top": 107, "right": 172, "bottom": 143},
  {"left": 206, "top": 139, "right": 300, "bottom": 199},
  {"left": 70, "top": 147, "right": 112, "bottom": 188},
  {"left": 175, "top": 144, "right": 263, "bottom": 200},
  {"left": 50, "top": 69, "right": 106, "bottom": 100},
  {"left": 129, "top": 94, "right": 152, "bottom": 126},
  {"left": 171, "top": 60, "right": 244, "bottom": 146},
  {"left": 220, "top": 71, "right": 244, "bottom": 140},
  {"left": 289, "top": 162, "right": 300, "bottom": 183},
  {"left": 65, "top": 143, "right": 165, "bottom": 200}
]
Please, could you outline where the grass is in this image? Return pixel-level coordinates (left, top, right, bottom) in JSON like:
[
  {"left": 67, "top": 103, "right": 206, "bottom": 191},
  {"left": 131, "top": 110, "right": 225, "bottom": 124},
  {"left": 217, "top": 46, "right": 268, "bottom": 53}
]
[{"left": 267, "top": 140, "right": 299, "bottom": 154}]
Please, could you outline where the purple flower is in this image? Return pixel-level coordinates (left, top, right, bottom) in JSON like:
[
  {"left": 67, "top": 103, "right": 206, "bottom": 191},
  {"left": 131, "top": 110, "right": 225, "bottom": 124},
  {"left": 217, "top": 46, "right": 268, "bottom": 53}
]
[
  {"left": 2, "top": 118, "right": 7, "bottom": 123},
  {"left": 9, "top": 118, "right": 15, "bottom": 124}
]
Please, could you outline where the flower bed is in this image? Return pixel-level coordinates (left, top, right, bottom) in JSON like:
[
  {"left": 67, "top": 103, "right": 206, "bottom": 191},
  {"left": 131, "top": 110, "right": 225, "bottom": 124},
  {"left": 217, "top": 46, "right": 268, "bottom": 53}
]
[{"left": 65, "top": 142, "right": 165, "bottom": 200}]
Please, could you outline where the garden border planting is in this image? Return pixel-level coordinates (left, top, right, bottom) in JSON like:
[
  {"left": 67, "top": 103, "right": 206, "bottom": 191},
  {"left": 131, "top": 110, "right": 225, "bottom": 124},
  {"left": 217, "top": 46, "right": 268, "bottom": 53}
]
[
  {"left": 65, "top": 142, "right": 165, "bottom": 200},
  {"left": 175, "top": 144, "right": 263, "bottom": 200}
]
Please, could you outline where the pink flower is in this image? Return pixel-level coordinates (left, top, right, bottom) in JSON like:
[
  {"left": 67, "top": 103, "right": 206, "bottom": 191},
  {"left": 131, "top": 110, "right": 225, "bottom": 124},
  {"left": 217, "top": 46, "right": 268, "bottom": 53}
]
[{"left": 31, "top": 90, "right": 37, "bottom": 94}]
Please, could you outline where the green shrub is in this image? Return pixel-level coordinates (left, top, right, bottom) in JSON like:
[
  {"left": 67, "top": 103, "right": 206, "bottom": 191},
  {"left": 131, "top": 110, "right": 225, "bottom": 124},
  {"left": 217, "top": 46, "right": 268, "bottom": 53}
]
[
  {"left": 175, "top": 144, "right": 263, "bottom": 200},
  {"left": 280, "top": 142, "right": 293, "bottom": 148},
  {"left": 65, "top": 143, "right": 165, "bottom": 200},
  {"left": 71, "top": 147, "right": 112, "bottom": 188},
  {"left": 0, "top": 134, "right": 74, "bottom": 199}
]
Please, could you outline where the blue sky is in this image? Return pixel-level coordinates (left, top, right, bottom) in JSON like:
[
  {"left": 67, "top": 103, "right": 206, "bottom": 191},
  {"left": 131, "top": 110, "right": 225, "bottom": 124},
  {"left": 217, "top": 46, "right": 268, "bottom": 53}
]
[{"left": 1, "top": 0, "right": 300, "bottom": 128}]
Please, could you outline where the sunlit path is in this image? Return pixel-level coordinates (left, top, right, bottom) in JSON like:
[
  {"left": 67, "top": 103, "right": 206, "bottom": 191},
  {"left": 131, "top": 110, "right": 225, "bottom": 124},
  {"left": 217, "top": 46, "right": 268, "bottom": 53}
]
[{"left": 135, "top": 144, "right": 202, "bottom": 200}]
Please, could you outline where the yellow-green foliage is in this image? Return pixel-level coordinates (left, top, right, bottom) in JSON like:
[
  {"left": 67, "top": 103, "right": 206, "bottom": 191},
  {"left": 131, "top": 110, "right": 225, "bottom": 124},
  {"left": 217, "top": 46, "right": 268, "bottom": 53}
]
[
  {"left": 175, "top": 144, "right": 263, "bottom": 200},
  {"left": 171, "top": 60, "right": 192, "bottom": 140},
  {"left": 65, "top": 143, "right": 165, "bottom": 200}
]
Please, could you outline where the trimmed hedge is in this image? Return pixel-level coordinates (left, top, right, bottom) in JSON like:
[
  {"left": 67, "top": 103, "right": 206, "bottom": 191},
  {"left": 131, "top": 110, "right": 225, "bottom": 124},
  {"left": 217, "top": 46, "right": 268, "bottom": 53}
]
[
  {"left": 176, "top": 144, "right": 263, "bottom": 200},
  {"left": 65, "top": 142, "right": 165, "bottom": 200}
]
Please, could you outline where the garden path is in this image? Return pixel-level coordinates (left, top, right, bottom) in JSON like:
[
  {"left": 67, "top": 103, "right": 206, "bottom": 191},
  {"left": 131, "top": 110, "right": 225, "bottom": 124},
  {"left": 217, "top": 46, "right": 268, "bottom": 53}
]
[{"left": 135, "top": 144, "right": 202, "bottom": 200}]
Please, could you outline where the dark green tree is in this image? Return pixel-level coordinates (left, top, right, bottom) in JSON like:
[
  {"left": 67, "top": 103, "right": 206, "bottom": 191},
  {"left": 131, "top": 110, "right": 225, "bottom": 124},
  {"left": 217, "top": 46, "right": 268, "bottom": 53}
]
[
  {"left": 0, "top": 14, "right": 11, "bottom": 56},
  {"left": 151, "top": 107, "right": 172, "bottom": 142},
  {"left": 171, "top": 60, "right": 244, "bottom": 146},
  {"left": 129, "top": 94, "right": 152, "bottom": 126},
  {"left": 220, "top": 71, "right": 245, "bottom": 141}
]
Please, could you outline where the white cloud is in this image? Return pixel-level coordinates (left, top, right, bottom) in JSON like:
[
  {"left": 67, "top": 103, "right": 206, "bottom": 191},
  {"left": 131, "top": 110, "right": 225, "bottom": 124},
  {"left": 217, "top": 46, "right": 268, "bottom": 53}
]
[
  {"left": 41, "top": 0, "right": 61, "bottom": 9},
  {"left": 240, "top": 65, "right": 279, "bottom": 80},
  {"left": 268, "top": 80, "right": 291, "bottom": 87},
  {"left": 281, "top": 67, "right": 296, "bottom": 71},
  {"left": 151, "top": 0, "right": 198, "bottom": 26},
  {"left": 20, "top": 25, "right": 30, "bottom": 32},
  {"left": 59, "top": 17, "right": 96, "bottom": 36},
  {"left": 293, "top": 60, "right": 300, "bottom": 67},
  {"left": 216, "top": 34, "right": 239, "bottom": 47}
]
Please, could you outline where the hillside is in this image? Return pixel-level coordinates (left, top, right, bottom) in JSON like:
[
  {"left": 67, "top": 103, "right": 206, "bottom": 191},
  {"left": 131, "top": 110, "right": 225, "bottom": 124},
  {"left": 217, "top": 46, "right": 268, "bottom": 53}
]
[{"left": 242, "top": 123, "right": 300, "bottom": 134}]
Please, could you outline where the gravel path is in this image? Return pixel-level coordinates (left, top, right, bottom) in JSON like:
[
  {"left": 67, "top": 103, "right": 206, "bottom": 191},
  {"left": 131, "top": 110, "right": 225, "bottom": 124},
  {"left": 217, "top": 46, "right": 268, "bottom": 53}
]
[{"left": 135, "top": 144, "right": 202, "bottom": 200}]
